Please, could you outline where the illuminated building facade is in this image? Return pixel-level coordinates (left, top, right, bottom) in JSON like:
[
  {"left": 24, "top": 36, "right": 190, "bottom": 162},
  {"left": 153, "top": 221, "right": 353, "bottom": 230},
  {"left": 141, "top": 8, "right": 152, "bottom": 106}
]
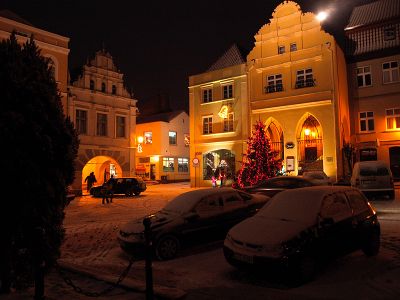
[
  {"left": 189, "top": 1, "right": 351, "bottom": 187},
  {"left": 135, "top": 111, "right": 189, "bottom": 182},
  {"left": 68, "top": 50, "right": 138, "bottom": 193},
  {"left": 345, "top": 0, "right": 400, "bottom": 180}
]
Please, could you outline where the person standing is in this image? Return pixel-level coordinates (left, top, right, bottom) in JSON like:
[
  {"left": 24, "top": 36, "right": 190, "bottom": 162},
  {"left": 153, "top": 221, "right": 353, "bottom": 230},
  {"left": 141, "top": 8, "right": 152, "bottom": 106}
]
[
  {"left": 85, "top": 172, "right": 97, "bottom": 193},
  {"left": 211, "top": 176, "right": 217, "bottom": 188},
  {"left": 219, "top": 170, "right": 225, "bottom": 187}
]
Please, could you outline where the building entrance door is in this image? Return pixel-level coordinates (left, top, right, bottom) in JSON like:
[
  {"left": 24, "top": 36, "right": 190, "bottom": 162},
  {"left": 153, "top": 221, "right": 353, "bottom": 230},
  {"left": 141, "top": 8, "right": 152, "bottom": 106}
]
[
  {"left": 150, "top": 164, "right": 156, "bottom": 180},
  {"left": 305, "top": 147, "right": 317, "bottom": 162}
]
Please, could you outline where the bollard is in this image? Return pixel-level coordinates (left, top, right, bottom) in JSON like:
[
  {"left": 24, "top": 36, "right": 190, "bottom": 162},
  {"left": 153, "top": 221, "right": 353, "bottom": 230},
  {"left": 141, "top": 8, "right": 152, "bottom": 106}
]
[
  {"left": 143, "top": 217, "right": 154, "bottom": 300},
  {"left": 33, "top": 227, "right": 45, "bottom": 300}
]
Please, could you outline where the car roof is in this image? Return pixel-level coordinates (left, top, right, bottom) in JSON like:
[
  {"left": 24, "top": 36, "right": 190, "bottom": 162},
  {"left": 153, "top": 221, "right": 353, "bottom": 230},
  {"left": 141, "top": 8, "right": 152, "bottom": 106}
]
[{"left": 275, "top": 185, "right": 357, "bottom": 199}]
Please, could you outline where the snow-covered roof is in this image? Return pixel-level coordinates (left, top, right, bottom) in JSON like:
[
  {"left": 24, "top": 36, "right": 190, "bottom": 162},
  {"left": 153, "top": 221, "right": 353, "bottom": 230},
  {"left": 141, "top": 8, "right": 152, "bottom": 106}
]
[
  {"left": 345, "top": 0, "right": 400, "bottom": 30},
  {"left": 207, "top": 44, "right": 246, "bottom": 72}
]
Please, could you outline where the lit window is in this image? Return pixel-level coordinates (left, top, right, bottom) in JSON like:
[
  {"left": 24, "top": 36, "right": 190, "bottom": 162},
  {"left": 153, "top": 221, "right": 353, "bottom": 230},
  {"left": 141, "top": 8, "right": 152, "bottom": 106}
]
[
  {"left": 383, "top": 61, "right": 399, "bottom": 83},
  {"left": 76, "top": 109, "right": 87, "bottom": 134},
  {"left": 101, "top": 82, "right": 106, "bottom": 93},
  {"left": 359, "top": 111, "right": 374, "bottom": 132},
  {"left": 223, "top": 112, "right": 234, "bottom": 132},
  {"left": 278, "top": 45, "right": 285, "bottom": 54},
  {"left": 169, "top": 131, "right": 177, "bottom": 145},
  {"left": 223, "top": 84, "right": 233, "bottom": 99},
  {"left": 203, "top": 116, "right": 213, "bottom": 134},
  {"left": 90, "top": 80, "right": 95, "bottom": 91},
  {"left": 266, "top": 74, "right": 283, "bottom": 93},
  {"left": 296, "top": 69, "right": 314, "bottom": 88},
  {"left": 202, "top": 88, "right": 213, "bottom": 103},
  {"left": 97, "top": 113, "right": 107, "bottom": 136},
  {"left": 184, "top": 134, "right": 190, "bottom": 146},
  {"left": 178, "top": 158, "right": 189, "bottom": 172},
  {"left": 386, "top": 108, "right": 400, "bottom": 130},
  {"left": 144, "top": 132, "right": 152, "bottom": 144},
  {"left": 163, "top": 157, "right": 174, "bottom": 172},
  {"left": 290, "top": 43, "right": 297, "bottom": 52},
  {"left": 356, "top": 66, "right": 372, "bottom": 87},
  {"left": 116, "top": 116, "right": 126, "bottom": 138}
]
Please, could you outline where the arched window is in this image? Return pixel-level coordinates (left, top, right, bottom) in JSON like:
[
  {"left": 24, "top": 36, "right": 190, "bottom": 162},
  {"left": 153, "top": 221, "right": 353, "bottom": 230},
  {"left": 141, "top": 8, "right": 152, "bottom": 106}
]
[
  {"left": 112, "top": 85, "right": 116, "bottom": 95},
  {"left": 90, "top": 80, "right": 95, "bottom": 91},
  {"left": 101, "top": 82, "right": 106, "bottom": 93}
]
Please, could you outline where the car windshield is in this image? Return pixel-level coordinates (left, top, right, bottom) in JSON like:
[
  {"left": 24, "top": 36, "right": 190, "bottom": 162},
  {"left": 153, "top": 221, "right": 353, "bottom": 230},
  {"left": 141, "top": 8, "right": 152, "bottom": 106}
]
[
  {"left": 257, "top": 189, "right": 322, "bottom": 225},
  {"left": 360, "top": 166, "right": 389, "bottom": 176}
]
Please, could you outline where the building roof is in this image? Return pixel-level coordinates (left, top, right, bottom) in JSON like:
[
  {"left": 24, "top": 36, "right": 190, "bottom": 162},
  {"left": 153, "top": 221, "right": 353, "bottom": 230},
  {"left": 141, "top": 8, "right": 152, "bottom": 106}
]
[
  {"left": 207, "top": 44, "right": 246, "bottom": 72},
  {"left": 136, "top": 110, "right": 186, "bottom": 124},
  {"left": 345, "top": 0, "right": 400, "bottom": 30},
  {"left": 0, "top": 10, "right": 33, "bottom": 26}
]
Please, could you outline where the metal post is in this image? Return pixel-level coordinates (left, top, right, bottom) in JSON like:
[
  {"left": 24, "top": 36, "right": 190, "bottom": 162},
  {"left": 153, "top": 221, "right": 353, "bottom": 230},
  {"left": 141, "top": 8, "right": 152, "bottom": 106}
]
[{"left": 143, "top": 217, "right": 153, "bottom": 300}]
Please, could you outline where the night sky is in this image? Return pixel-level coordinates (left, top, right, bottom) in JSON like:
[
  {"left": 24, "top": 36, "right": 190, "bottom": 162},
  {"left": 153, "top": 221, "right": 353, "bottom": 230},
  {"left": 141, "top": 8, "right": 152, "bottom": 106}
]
[{"left": 1, "top": 0, "right": 372, "bottom": 112}]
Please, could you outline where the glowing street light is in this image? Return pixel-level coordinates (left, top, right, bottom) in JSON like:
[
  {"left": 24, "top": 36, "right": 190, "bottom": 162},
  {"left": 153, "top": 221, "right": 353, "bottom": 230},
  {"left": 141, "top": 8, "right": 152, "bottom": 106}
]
[{"left": 316, "top": 11, "right": 328, "bottom": 22}]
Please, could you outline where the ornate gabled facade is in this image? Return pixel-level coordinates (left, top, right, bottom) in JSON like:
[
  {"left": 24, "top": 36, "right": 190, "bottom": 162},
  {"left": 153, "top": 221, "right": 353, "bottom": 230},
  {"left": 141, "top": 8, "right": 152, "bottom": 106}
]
[
  {"left": 68, "top": 49, "right": 139, "bottom": 193},
  {"left": 189, "top": 1, "right": 351, "bottom": 187},
  {"left": 345, "top": 0, "right": 400, "bottom": 180}
]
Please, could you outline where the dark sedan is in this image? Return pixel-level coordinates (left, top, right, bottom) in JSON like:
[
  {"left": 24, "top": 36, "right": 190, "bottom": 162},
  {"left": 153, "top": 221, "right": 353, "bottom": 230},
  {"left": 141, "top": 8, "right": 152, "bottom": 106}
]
[
  {"left": 241, "top": 176, "right": 316, "bottom": 197},
  {"left": 118, "top": 188, "right": 270, "bottom": 260},
  {"left": 224, "top": 186, "right": 380, "bottom": 285},
  {"left": 90, "top": 177, "right": 147, "bottom": 197}
]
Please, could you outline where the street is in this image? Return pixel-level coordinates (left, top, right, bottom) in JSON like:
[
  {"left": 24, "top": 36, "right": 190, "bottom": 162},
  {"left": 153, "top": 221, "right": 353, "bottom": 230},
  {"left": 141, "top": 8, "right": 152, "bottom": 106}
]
[{"left": 6, "top": 183, "right": 400, "bottom": 299}]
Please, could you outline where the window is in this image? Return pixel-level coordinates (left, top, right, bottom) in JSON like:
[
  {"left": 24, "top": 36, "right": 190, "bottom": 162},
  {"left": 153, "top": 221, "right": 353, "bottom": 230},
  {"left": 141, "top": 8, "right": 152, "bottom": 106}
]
[
  {"left": 320, "top": 193, "right": 352, "bottom": 223},
  {"left": 223, "top": 112, "right": 234, "bottom": 132},
  {"left": 178, "top": 158, "right": 189, "bottom": 172},
  {"left": 359, "top": 111, "right": 374, "bottom": 132},
  {"left": 383, "top": 61, "right": 399, "bottom": 83},
  {"left": 75, "top": 109, "right": 87, "bottom": 134},
  {"left": 384, "top": 27, "right": 396, "bottom": 41},
  {"left": 101, "top": 82, "right": 106, "bottom": 93},
  {"left": 169, "top": 131, "right": 177, "bottom": 145},
  {"left": 386, "top": 108, "right": 400, "bottom": 130},
  {"left": 97, "top": 113, "right": 107, "bottom": 136},
  {"left": 290, "top": 43, "right": 297, "bottom": 52},
  {"left": 278, "top": 45, "right": 285, "bottom": 54},
  {"left": 345, "top": 190, "right": 369, "bottom": 215},
  {"left": 112, "top": 85, "right": 117, "bottom": 95},
  {"left": 163, "top": 157, "right": 174, "bottom": 172},
  {"left": 295, "top": 69, "right": 314, "bottom": 88},
  {"left": 90, "top": 80, "right": 95, "bottom": 91},
  {"left": 202, "top": 88, "right": 213, "bottom": 103},
  {"left": 116, "top": 116, "right": 126, "bottom": 138},
  {"left": 357, "top": 66, "right": 372, "bottom": 87},
  {"left": 223, "top": 84, "right": 233, "bottom": 99},
  {"left": 203, "top": 116, "right": 213, "bottom": 134},
  {"left": 184, "top": 134, "right": 190, "bottom": 146},
  {"left": 266, "top": 74, "right": 283, "bottom": 93},
  {"left": 144, "top": 132, "right": 152, "bottom": 144}
]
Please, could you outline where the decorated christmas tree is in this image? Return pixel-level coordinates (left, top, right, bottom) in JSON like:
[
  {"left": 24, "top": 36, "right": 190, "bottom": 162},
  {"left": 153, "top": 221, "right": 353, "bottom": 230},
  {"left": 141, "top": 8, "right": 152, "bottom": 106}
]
[{"left": 237, "top": 121, "right": 282, "bottom": 187}]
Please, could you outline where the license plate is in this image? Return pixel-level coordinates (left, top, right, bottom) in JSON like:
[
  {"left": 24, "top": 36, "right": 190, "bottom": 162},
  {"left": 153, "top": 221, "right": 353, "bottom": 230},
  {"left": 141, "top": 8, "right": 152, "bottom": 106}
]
[{"left": 233, "top": 253, "right": 254, "bottom": 264}]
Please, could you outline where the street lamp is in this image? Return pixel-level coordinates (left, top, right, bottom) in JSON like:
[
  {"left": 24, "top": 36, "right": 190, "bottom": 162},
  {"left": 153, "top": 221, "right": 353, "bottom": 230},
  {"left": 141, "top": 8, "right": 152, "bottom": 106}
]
[{"left": 316, "top": 11, "right": 328, "bottom": 22}]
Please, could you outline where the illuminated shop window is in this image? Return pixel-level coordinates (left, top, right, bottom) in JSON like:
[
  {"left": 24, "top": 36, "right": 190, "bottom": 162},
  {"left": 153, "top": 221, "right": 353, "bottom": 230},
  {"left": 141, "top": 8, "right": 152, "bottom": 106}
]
[
  {"left": 386, "top": 108, "right": 400, "bottom": 130},
  {"left": 203, "top": 149, "right": 235, "bottom": 180},
  {"left": 144, "top": 132, "right": 153, "bottom": 144},
  {"left": 178, "top": 158, "right": 189, "bottom": 172}
]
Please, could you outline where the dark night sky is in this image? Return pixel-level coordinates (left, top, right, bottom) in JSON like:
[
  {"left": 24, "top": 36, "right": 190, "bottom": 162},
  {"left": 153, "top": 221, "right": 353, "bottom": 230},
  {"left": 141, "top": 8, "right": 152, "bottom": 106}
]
[{"left": 1, "top": 0, "right": 372, "bottom": 112}]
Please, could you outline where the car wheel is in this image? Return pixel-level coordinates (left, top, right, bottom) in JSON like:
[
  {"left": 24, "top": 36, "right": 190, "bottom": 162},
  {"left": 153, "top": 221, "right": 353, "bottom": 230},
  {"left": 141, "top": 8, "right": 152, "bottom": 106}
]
[
  {"left": 290, "top": 255, "right": 316, "bottom": 286},
  {"left": 362, "top": 231, "right": 380, "bottom": 257},
  {"left": 125, "top": 190, "right": 133, "bottom": 197},
  {"left": 155, "top": 235, "right": 180, "bottom": 261},
  {"left": 134, "top": 191, "right": 141, "bottom": 196}
]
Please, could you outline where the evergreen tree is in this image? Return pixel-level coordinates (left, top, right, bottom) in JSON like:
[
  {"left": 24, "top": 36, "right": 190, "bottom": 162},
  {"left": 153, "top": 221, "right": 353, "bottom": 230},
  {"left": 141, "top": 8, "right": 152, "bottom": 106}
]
[
  {"left": 0, "top": 33, "right": 79, "bottom": 290},
  {"left": 237, "top": 121, "right": 281, "bottom": 187}
]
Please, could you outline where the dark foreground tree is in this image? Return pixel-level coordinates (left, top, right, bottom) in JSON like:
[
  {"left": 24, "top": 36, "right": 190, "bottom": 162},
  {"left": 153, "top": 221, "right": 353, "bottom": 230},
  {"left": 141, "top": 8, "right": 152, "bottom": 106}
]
[
  {"left": 237, "top": 121, "right": 281, "bottom": 187},
  {"left": 0, "top": 33, "right": 78, "bottom": 291}
]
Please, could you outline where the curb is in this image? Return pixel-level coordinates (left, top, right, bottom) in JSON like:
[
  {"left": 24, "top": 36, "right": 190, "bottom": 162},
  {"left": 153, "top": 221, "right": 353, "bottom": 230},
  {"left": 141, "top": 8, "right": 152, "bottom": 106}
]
[{"left": 58, "top": 261, "right": 187, "bottom": 300}]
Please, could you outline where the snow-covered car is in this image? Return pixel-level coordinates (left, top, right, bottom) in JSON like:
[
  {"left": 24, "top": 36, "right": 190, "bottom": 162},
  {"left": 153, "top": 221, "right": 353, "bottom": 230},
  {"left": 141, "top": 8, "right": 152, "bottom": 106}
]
[
  {"left": 240, "top": 176, "right": 316, "bottom": 198},
  {"left": 223, "top": 186, "right": 380, "bottom": 284},
  {"left": 118, "top": 188, "right": 270, "bottom": 260},
  {"left": 302, "top": 171, "right": 333, "bottom": 186}
]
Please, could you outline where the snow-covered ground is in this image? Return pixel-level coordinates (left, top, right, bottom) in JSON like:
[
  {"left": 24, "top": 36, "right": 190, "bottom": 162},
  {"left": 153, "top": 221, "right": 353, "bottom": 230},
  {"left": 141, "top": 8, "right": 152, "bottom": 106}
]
[{"left": 5, "top": 183, "right": 400, "bottom": 299}]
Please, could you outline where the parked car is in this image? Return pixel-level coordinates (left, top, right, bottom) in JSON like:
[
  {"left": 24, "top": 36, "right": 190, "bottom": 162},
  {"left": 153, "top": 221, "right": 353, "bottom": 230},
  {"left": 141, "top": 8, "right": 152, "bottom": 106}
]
[
  {"left": 240, "top": 176, "right": 316, "bottom": 198},
  {"left": 224, "top": 186, "right": 380, "bottom": 284},
  {"left": 302, "top": 171, "right": 333, "bottom": 186},
  {"left": 118, "top": 188, "right": 270, "bottom": 260},
  {"left": 90, "top": 177, "right": 147, "bottom": 197},
  {"left": 351, "top": 161, "right": 395, "bottom": 199}
]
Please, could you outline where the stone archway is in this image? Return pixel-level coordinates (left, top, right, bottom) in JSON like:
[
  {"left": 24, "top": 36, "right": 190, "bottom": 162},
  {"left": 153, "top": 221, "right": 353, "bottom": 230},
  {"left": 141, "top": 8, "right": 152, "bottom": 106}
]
[
  {"left": 297, "top": 114, "right": 323, "bottom": 174},
  {"left": 265, "top": 118, "right": 284, "bottom": 161}
]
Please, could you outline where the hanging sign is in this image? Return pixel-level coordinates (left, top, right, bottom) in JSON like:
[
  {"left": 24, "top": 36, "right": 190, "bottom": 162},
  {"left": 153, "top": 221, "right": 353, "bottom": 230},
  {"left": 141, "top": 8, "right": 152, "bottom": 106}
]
[{"left": 285, "top": 142, "right": 295, "bottom": 149}]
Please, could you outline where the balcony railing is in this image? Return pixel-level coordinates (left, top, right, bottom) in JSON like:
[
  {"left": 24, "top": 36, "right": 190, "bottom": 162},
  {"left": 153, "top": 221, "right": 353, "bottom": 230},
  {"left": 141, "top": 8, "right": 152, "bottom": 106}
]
[
  {"left": 265, "top": 84, "right": 283, "bottom": 93},
  {"left": 295, "top": 78, "right": 316, "bottom": 89}
]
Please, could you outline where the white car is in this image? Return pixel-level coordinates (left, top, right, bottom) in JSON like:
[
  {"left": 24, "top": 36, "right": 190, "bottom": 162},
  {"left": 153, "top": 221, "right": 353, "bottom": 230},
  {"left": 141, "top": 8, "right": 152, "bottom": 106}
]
[{"left": 302, "top": 171, "right": 332, "bottom": 186}]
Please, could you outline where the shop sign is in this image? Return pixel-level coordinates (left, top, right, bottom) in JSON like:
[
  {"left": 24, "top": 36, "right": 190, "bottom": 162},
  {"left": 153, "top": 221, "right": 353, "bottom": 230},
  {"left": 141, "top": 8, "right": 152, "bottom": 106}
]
[{"left": 285, "top": 142, "right": 295, "bottom": 149}]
